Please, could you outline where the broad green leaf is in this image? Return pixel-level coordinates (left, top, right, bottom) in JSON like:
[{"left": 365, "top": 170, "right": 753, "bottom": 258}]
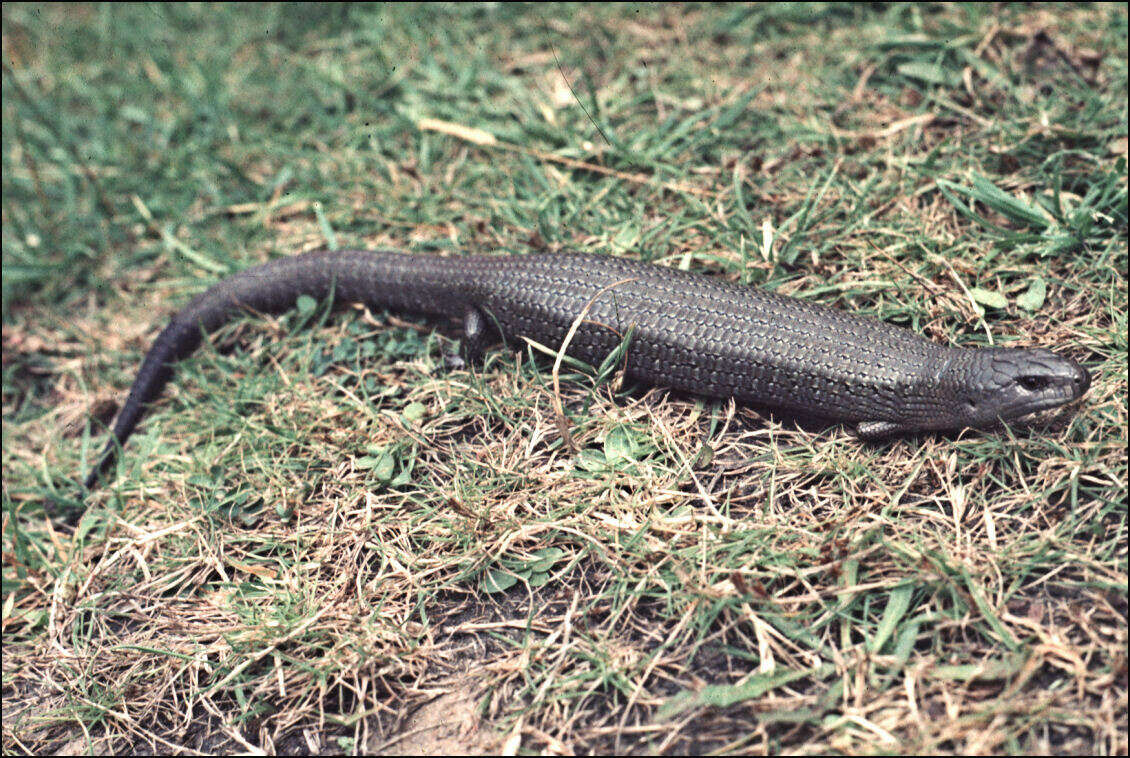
[
  {"left": 869, "top": 584, "right": 914, "bottom": 653},
  {"left": 357, "top": 452, "right": 395, "bottom": 482},
  {"left": 657, "top": 665, "right": 832, "bottom": 720},
  {"left": 604, "top": 425, "right": 636, "bottom": 463},
  {"left": 897, "top": 61, "right": 958, "bottom": 87},
  {"left": 481, "top": 569, "right": 519, "bottom": 594},
  {"left": 296, "top": 295, "right": 317, "bottom": 315},
  {"left": 527, "top": 547, "right": 566, "bottom": 573},
  {"left": 929, "top": 651, "right": 1028, "bottom": 681},
  {"left": 402, "top": 402, "right": 427, "bottom": 423},
  {"left": 611, "top": 222, "right": 640, "bottom": 252},
  {"left": 960, "top": 568, "right": 1019, "bottom": 651},
  {"left": 936, "top": 176, "right": 1055, "bottom": 233},
  {"left": 971, "top": 175, "right": 1052, "bottom": 230},
  {"left": 891, "top": 621, "right": 921, "bottom": 666},
  {"left": 576, "top": 448, "right": 609, "bottom": 473},
  {"left": 527, "top": 571, "right": 551, "bottom": 588},
  {"left": 970, "top": 287, "right": 1008, "bottom": 310},
  {"left": 1017, "top": 277, "right": 1047, "bottom": 312},
  {"left": 693, "top": 443, "right": 714, "bottom": 468}
]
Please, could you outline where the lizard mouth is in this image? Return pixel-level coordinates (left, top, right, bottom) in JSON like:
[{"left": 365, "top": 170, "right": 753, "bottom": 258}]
[{"left": 998, "top": 395, "right": 1089, "bottom": 433}]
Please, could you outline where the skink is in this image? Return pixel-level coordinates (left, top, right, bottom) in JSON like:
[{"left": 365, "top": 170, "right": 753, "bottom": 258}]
[{"left": 84, "top": 249, "right": 1090, "bottom": 487}]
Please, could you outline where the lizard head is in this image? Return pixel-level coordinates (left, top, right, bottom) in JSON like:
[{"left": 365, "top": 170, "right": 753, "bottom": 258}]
[{"left": 948, "top": 347, "right": 1090, "bottom": 429}]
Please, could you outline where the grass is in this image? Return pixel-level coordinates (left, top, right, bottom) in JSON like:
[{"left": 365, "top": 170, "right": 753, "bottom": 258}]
[{"left": 2, "top": 3, "right": 1127, "bottom": 754}]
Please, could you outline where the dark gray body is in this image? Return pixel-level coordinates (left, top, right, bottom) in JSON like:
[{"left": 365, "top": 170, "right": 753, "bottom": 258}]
[{"left": 84, "top": 249, "right": 1090, "bottom": 487}]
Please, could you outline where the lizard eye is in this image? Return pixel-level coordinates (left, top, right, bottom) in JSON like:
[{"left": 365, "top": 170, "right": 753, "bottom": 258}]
[{"left": 1017, "top": 375, "right": 1048, "bottom": 392}]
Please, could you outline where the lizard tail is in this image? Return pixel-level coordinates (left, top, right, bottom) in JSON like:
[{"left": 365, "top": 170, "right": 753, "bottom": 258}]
[{"left": 84, "top": 249, "right": 466, "bottom": 489}]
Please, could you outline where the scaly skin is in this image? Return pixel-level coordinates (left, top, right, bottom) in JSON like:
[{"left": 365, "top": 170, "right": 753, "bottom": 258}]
[{"left": 84, "top": 249, "right": 1091, "bottom": 488}]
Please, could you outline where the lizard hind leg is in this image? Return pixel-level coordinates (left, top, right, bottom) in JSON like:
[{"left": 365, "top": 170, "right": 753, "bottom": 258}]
[{"left": 855, "top": 420, "right": 906, "bottom": 441}]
